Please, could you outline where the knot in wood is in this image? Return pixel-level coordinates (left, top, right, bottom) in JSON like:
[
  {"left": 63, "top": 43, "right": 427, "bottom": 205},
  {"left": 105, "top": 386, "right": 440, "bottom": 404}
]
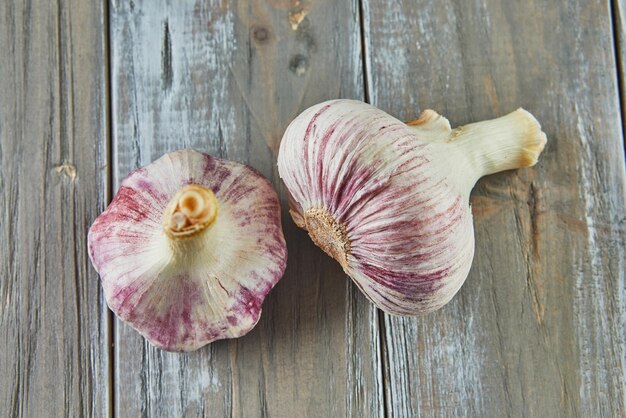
[{"left": 251, "top": 25, "right": 271, "bottom": 44}]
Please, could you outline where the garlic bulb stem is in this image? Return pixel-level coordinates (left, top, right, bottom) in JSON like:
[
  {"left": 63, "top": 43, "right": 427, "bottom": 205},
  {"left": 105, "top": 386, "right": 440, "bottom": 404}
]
[
  {"left": 428, "top": 109, "right": 547, "bottom": 193},
  {"left": 163, "top": 184, "right": 218, "bottom": 239}
]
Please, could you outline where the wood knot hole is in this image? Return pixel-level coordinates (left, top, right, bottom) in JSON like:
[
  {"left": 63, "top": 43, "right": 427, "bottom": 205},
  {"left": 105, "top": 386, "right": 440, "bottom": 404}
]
[
  {"left": 289, "top": 54, "right": 308, "bottom": 76},
  {"left": 251, "top": 25, "right": 271, "bottom": 44}
]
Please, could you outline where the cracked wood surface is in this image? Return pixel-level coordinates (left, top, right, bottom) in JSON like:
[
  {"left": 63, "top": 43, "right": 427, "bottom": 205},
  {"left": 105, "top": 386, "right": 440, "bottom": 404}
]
[
  {"left": 2, "top": 0, "right": 625, "bottom": 417},
  {"left": 0, "top": 0, "right": 110, "bottom": 417}
]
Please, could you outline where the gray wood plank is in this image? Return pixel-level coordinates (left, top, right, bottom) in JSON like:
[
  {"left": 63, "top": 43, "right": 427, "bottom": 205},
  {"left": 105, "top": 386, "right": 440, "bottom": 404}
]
[
  {"left": 0, "top": 0, "right": 110, "bottom": 417},
  {"left": 109, "top": 0, "right": 382, "bottom": 416},
  {"left": 615, "top": 0, "right": 626, "bottom": 128},
  {"left": 362, "top": 0, "right": 626, "bottom": 416}
]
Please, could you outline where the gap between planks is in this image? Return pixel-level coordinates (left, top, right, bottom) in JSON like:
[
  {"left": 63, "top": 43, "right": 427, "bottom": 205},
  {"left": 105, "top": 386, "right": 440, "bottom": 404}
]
[
  {"left": 610, "top": 0, "right": 626, "bottom": 147},
  {"left": 103, "top": 0, "right": 114, "bottom": 416},
  {"left": 357, "top": 0, "right": 390, "bottom": 417}
]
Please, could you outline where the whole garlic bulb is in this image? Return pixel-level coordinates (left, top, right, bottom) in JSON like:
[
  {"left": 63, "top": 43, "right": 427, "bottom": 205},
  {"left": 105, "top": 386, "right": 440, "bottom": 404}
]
[
  {"left": 88, "top": 149, "right": 287, "bottom": 351},
  {"left": 278, "top": 100, "right": 546, "bottom": 315}
]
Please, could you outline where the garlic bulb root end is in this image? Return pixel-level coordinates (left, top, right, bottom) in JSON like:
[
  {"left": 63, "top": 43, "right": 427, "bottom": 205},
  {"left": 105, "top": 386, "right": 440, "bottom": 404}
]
[{"left": 304, "top": 208, "right": 350, "bottom": 269}]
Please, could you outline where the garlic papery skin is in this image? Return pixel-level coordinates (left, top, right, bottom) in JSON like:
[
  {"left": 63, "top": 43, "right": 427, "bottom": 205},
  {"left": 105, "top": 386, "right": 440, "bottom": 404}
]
[
  {"left": 88, "top": 149, "right": 287, "bottom": 351},
  {"left": 277, "top": 100, "right": 546, "bottom": 316}
]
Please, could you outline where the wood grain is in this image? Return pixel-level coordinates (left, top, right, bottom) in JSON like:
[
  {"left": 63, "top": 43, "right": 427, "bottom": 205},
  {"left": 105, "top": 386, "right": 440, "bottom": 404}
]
[
  {"left": 362, "top": 0, "right": 626, "bottom": 416},
  {"left": 0, "top": 0, "right": 110, "bottom": 417},
  {"left": 109, "top": 0, "right": 382, "bottom": 416},
  {"left": 615, "top": 0, "right": 626, "bottom": 128},
  {"left": 3, "top": 0, "right": 622, "bottom": 414}
]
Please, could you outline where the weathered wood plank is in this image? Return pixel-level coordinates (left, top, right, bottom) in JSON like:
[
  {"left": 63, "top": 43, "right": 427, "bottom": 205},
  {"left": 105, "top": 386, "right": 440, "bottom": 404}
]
[
  {"left": 614, "top": 0, "right": 626, "bottom": 129},
  {"left": 109, "top": 0, "right": 382, "bottom": 416},
  {"left": 0, "top": 0, "right": 110, "bottom": 417},
  {"left": 362, "top": 0, "right": 626, "bottom": 416}
]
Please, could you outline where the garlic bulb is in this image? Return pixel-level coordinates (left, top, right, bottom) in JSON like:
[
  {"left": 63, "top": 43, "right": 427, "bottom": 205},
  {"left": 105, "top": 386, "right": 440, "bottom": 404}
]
[
  {"left": 88, "top": 150, "right": 287, "bottom": 351},
  {"left": 278, "top": 100, "right": 546, "bottom": 315}
]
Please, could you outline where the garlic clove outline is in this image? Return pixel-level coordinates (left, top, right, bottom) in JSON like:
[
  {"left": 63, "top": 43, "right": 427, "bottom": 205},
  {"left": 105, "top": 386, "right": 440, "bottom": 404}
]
[
  {"left": 278, "top": 99, "right": 546, "bottom": 316},
  {"left": 88, "top": 149, "right": 287, "bottom": 351}
]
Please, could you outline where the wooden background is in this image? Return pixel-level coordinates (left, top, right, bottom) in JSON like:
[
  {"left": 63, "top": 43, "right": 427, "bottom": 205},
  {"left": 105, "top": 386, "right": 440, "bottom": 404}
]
[{"left": 1, "top": 0, "right": 625, "bottom": 416}]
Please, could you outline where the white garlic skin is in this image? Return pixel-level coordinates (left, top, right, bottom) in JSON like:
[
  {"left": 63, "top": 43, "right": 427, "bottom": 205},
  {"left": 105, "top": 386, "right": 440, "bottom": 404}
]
[
  {"left": 88, "top": 150, "right": 287, "bottom": 351},
  {"left": 278, "top": 100, "right": 546, "bottom": 315}
]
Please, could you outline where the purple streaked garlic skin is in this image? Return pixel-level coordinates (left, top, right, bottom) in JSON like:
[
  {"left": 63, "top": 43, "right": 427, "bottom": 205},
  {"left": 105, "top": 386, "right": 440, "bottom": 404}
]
[
  {"left": 88, "top": 149, "right": 287, "bottom": 351},
  {"left": 278, "top": 99, "right": 546, "bottom": 316}
]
